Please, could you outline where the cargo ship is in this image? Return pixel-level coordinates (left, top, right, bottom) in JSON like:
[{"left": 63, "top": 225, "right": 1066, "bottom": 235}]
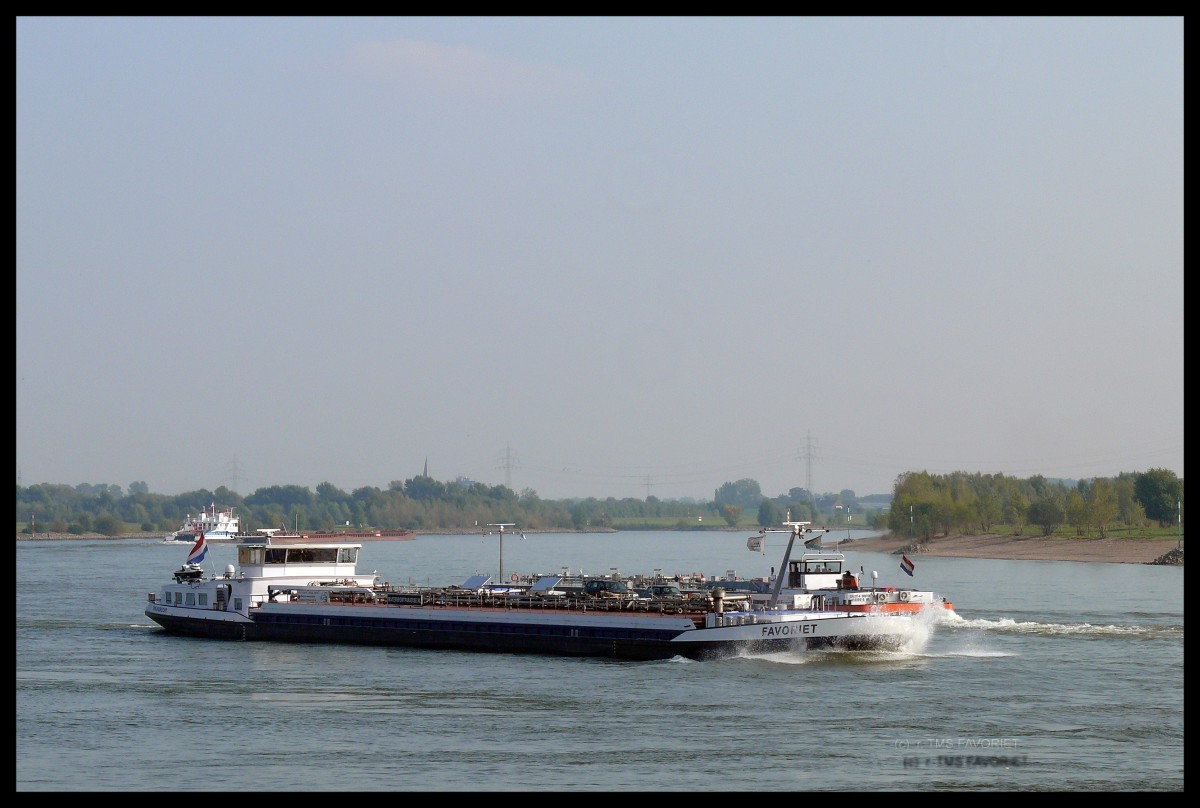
[
  {"left": 162, "top": 504, "right": 239, "bottom": 543},
  {"left": 144, "top": 521, "right": 954, "bottom": 661},
  {"left": 239, "top": 527, "right": 416, "bottom": 543}
]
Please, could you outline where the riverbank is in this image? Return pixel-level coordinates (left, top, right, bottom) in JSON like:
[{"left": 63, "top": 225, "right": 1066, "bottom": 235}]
[
  {"left": 14, "top": 527, "right": 614, "bottom": 541},
  {"left": 843, "top": 532, "right": 1184, "bottom": 565},
  {"left": 16, "top": 529, "right": 1184, "bottom": 565}
]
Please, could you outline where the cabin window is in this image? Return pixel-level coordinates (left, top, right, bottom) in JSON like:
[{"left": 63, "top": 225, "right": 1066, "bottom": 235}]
[
  {"left": 239, "top": 546, "right": 264, "bottom": 565},
  {"left": 198, "top": 593, "right": 208, "bottom": 606},
  {"left": 233, "top": 598, "right": 243, "bottom": 611},
  {"left": 265, "top": 548, "right": 288, "bottom": 564},
  {"left": 338, "top": 548, "right": 358, "bottom": 564},
  {"left": 185, "top": 593, "right": 196, "bottom": 606},
  {"left": 286, "top": 548, "right": 315, "bottom": 563},
  {"left": 295, "top": 547, "right": 339, "bottom": 563},
  {"left": 174, "top": 592, "right": 183, "bottom": 605}
]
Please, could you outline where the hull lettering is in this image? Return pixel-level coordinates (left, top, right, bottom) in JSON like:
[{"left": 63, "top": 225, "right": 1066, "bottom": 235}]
[{"left": 760, "top": 623, "right": 818, "bottom": 637}]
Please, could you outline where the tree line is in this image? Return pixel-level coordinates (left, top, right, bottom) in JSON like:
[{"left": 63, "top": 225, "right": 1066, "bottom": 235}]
[
  {"left": 14, "top": 468, "right": 1182, "bottom": 538},
  {"left": 887, "top": 468, "right": 1183, "bottom": 541}
]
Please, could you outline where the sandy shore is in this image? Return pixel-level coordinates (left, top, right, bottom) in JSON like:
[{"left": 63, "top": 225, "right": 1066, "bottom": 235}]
[{"left": 843, "top": 532, "right": 1183, "bottom": 565}]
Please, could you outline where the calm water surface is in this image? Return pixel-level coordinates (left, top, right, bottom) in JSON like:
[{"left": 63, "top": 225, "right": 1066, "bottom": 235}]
[{"left": 16, "top": 531, "right": 1183, "bottom": 791}]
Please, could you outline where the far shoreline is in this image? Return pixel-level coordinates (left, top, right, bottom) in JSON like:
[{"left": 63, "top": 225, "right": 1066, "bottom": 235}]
[
  {"left": 842, "top": 532, "right": 1183, "bottom": 565},
  {"left": 16, "top": 528, "right": 1184, "bottom": 565}
]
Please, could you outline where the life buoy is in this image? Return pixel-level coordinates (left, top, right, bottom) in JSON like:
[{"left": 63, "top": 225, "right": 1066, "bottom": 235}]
[
  {"left": 510, "top": 572, "right": 519, "bottom": 582},
  {"left": 899, "top": 590, "right": 911, "bottom": 602},
  {"left": 874, "top": 592, "right": 887, "bottom": 604}
]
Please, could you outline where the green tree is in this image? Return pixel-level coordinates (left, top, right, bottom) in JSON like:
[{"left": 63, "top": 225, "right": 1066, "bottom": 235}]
[
  {"left": 405, "top": 475, "right": 446, "bottom": 501},
  {"left": 1001, "top": 479, "right": 1029, "bottom": 535},
  {"left": 888, "top": 471, "right": 936, "bottom": 535},
  {"left": 721, "top": 504, "right": 742, "bottom": 526},
  {"left": 1028, "top": 496, "right": 1064, "bottom": 535},
  {"left": 946, "top": 474, "right": 977, "bottom": 534},
  {"left": 757, "top": 499, "right": 782, "bottom": 528},
  {"left": 1065, "top": 488, "right": 1088, "bottom": 535},
  {"left": 94, "top": 513, "right": 123, "bottom": 536},
  {"left": 781, "top": 499, "right": 816, "bottom": 522},
  {"left": 714, "top": 479, "right": 763, "bottom": 509},
  {"left": 246, "top": 485, "right": 313, "bottom": 511},
  {"left": 1087, "top": 478, "right": 1120, "bottom": 538},
  {"left": 128, "top": 502, "right": 149, "bottom": 528},
  {"left": 316, "top": 481, "right": 346, "bottom": 502},
  {"left": 1134, "top": 468, "right": 1183, "bottom": 524},
  {"left": 1113, "top": 475, "right": 1146, "bottom": 527}
]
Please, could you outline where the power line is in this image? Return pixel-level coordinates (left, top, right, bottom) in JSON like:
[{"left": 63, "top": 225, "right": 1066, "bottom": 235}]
[
  {"left": 801, "top": 430, "right": 819, "bottom": 494},
  {"left": 225, "top": 457, "right": 242, "bottom": 494},
  {"left": 497, "top": 442, "right": 518, "bottom": 490}
]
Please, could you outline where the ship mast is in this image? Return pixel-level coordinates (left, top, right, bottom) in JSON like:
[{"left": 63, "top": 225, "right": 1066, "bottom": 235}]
[
  {"left": 488, "top": 523, "right": 515, "bottom": 586},
  {"left": 767, "top": 521, "right": 807, "bottom": 609}
]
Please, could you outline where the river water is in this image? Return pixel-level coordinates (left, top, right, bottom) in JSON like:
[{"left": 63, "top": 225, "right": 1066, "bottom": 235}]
[{"left": 16, "top": 530, "right": 1183, "bottom": 791}]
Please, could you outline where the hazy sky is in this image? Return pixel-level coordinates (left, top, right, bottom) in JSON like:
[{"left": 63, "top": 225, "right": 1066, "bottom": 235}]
[{"left": 16, "top": 17, "right": 1183, "bottom": 501}]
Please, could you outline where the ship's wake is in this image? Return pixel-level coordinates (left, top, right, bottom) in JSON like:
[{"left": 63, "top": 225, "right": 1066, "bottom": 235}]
[{"left": 946, "top": 616, "right": 1182, "bottom": 639}]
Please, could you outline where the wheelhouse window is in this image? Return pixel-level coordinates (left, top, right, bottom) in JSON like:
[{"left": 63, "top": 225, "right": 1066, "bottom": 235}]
[
  {"left": 244, "top": 545, "right": 352, "bottom": 565},
  {"left": 239, "top": 546, "right": 265, "bottom": 565}
]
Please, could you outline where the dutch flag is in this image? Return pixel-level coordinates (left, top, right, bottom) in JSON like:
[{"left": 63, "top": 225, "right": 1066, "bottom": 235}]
[
  {"left": 900, "top": 554, "right": 915, "bottom": 577},
  {"left": 186, "top": 533, "right": 208, "bottom": 565}
]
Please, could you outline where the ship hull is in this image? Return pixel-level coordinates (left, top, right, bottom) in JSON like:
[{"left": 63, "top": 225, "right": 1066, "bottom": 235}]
[
  {"left": 145, "top": 602, "right": 916, "bottom": 660},
  {"left": 144, "top": 518, "right": 945, "bottom": 661}
]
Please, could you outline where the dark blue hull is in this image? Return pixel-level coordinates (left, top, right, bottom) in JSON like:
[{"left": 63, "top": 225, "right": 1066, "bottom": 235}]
[
  {"left": 147, "top": 606, "right": 903, "bottom": 660},
  {"left": 146, "top": 608, "right": 777, "bottom": 661},
  {"left": 249, "top": 609, "right": 701, "bottom": 660}
]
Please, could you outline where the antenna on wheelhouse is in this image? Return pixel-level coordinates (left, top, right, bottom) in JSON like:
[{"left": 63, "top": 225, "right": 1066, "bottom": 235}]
[{"left": 488, "top": 523, "right": 516, "bottom": 586}]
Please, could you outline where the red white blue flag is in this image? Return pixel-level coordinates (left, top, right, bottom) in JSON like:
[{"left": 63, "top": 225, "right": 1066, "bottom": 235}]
[
  {"left": 186, "top": 533, "right": 208, "bottom": 565},
  {"left": 900, "top": 555, "right": 915, "bottom": 576}
]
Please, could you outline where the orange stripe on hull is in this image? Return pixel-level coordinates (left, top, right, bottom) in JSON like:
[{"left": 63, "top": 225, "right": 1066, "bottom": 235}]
[{"left": 832, "top": 602, "right": 955, "bottom": 614}]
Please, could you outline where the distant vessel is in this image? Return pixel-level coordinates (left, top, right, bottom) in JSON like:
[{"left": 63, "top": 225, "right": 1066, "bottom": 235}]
[
  {"left": 163, "top": 505, "right": 239, "bottom": 543},
  {"left": 240, "top": 527, "right": 416, "bottom": 543},
  {"left": 145, "top": 520, "right": 956, "bottom": 661}
]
